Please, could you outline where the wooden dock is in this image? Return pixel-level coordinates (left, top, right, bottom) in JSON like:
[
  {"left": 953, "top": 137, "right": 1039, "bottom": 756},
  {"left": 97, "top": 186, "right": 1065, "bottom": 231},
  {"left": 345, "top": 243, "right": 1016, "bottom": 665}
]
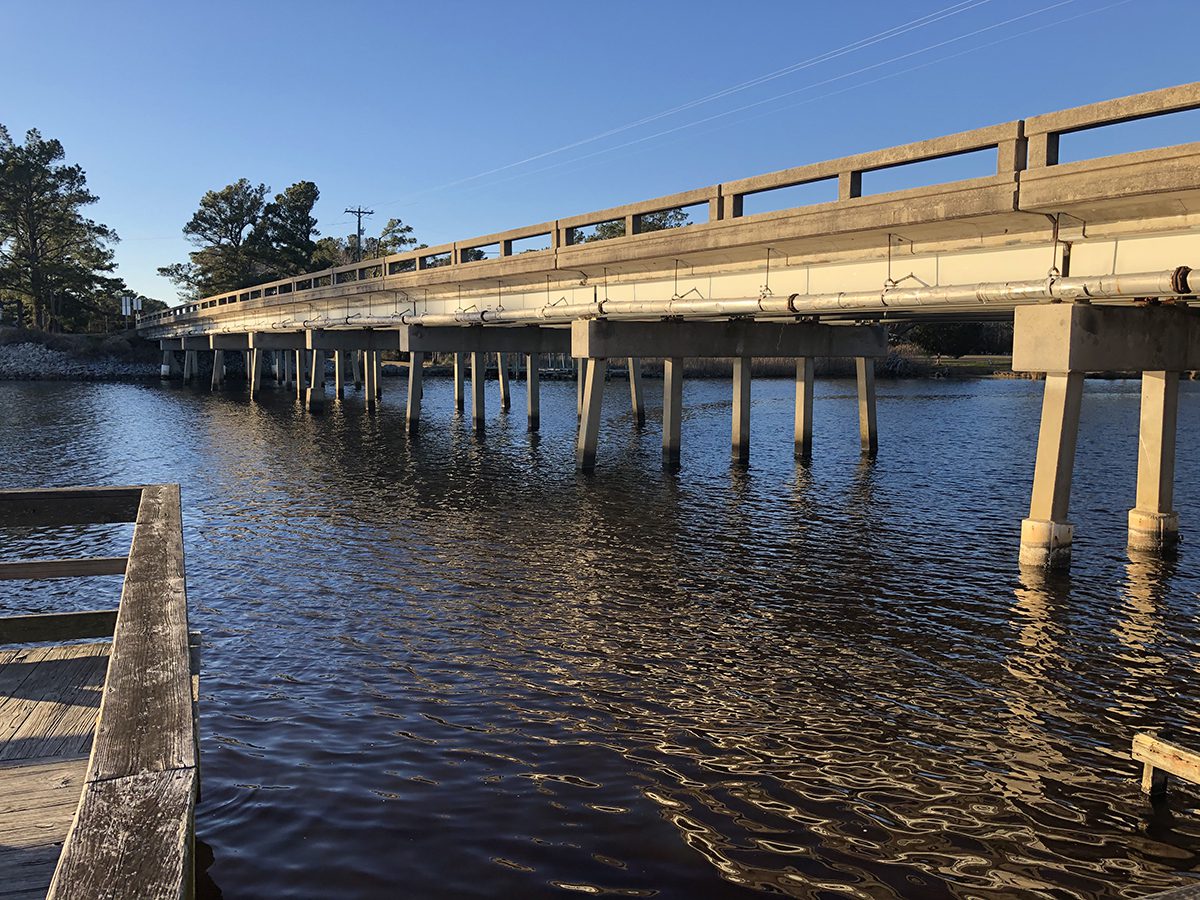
[{"left": 0, "top": 485, "right": 196, "bottom": 900}]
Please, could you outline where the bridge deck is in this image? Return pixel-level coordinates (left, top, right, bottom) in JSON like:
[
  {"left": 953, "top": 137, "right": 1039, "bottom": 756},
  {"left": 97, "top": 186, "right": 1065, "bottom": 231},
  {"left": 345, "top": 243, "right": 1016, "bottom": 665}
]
[{"left": 0, "top": 642, "right": 109, "bottom": 900}]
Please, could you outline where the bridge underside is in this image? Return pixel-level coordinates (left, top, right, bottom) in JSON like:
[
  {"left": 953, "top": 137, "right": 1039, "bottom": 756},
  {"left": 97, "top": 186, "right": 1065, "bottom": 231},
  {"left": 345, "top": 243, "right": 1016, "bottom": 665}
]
[{"left": 139, "top": 84, "right": 1200, "bottom": 572}]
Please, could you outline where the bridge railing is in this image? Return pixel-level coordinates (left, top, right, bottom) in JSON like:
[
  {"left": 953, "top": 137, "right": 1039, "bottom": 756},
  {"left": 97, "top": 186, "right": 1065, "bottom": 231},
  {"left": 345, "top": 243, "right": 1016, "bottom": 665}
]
[{"left": 138, "top": 82, "right": 1200, "bottom": 331}]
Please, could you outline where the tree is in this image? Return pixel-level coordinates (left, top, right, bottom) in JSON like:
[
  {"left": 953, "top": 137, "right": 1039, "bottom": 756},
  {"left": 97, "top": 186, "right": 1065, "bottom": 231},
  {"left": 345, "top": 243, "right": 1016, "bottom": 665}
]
[
  {"left": 572, "top": 206, "right": 691, "bottom": 243},
  {"left": 0, "top": 125, "right": 125, "bottom": 330},
  {"left": 159, "top": 179, "right": 320, "bottom": 299},
  {"left": 901, "top": 321, "right": 1013, "bottom": 358},
  {"left": 310, "top": 217, "right": 420, "bottom": 269}
]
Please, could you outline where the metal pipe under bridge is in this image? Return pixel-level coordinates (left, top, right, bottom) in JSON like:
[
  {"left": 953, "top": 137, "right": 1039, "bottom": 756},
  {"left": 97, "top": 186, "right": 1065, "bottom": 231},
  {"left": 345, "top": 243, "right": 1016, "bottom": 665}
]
[{"left": 139, "top": 83, "right": 1200, "bottom": 572}]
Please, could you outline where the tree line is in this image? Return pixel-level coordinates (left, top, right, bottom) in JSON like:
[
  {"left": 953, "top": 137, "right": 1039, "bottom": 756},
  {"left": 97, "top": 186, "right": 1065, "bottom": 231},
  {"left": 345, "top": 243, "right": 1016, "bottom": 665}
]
[
  {"left": 0, "top": 126, "right": 161, "bottom": 332},
  {"left": 158, "top": 179, "right": 421, "bottom": 301}
]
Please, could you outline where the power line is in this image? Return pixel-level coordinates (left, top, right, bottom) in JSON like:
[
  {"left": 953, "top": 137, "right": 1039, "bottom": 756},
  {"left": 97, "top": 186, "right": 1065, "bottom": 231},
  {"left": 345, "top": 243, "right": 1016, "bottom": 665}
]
[
  {"left": 344, "top": 206, "right": 374, "bottom": 262},
  {"left": 369, "top": 0, "right": 993, "bottom": 212},
  {"left": 389, "top": 0, "right": 1087, "bottom": 212}
]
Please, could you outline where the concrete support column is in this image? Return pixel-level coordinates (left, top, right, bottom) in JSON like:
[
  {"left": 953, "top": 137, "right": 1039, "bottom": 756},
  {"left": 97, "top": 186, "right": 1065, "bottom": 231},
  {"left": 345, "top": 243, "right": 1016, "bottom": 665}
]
[
  {"left": 249, "top": 349, "right": 263, "bottom": 400},
  {"left": 294, "top": 350, "right": 305, "bottom": 401},
  {"left": 497, "top": 352, "right": 511, "bottom": 411},
  {"left": 794, "top": 357, "right": 815, "bottom": 459},
  {"left": 526, "top": 353, "right": 540, "bottom": 432},
  {"left": 453, "top": 352, "right": 465, "bottom": 413},
  {"left": 306, "top": 350, "right": 325, "bottom": 412},
  {"left": 352, "top": 351, "right": 363, "bottom": 390},
  {"left": 211, "top": 350, "right": 225, "bottom": 391},
  {"left": 363, "top": 351, "right": 377, "bottom": 408},
  {"left": 663, "top": 357, "right": 684, "bottom": 468},
  {"left": 628, "top": 358, "right": 645, "bottom": 427},
  {"left": 732, "top": 356, "right": 751, "bottom": 463},
  {"left": 374, "top": 352, "right": 383, "bottom": 399},
  {"left": 1129, "top": 370, "right": 1181, "bottom": 550},
  {"left": 576, "top": 358, "right": 607, "bottom": 471},
  {"left": 856, "top": 357, "right": 877, "bottom": 456},
  {"left": 160, "top": 351, "right": 173, "bottom": 378},
  {"left": 334, "top": 350, "right": 346, "bottom": 399},
  {"left": 1020, "top": 372, "right": 1084, "bottom": 569},
  {"left": 576, "top": 358, "right": 585, "bottom": 418},
  {"left": 470, "top": 351, "right": 485, "bottom": 432},
  {"left": 407, "top": 352, "right": 424, "bottom": 434},
  {"left": 183, "top": 350, "right": 196, "bottom": 384}
]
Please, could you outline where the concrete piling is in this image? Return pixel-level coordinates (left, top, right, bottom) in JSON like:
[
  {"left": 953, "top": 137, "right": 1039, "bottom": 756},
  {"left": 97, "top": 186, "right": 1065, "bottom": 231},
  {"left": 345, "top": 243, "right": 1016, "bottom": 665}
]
[
  {"left": 497, "top": 352, "right": 511, "bottom": 411},
  {"left": 794, "top": 357, "right": 814, "bottom": 459},
  {"left": 526, "top": 353, "right": 540, "bottom": 432},
  {"left": 732, "top": 356, "right": 751, "bottom": 463},
  {"left": 856, "top": 357, "right": 877, "bottom": 456},
  {"left": 628, "top": 358, "right": 644, "bottom": 427},
  {"left": 1128, "top": 370, "right": 1181, "bottom": 550},
  {"left": 576, "top": 358, "right": 608, "bottom": 471},
  {"left": 663, "top": 358, "right": 684, "bottom": 468},
  {"left": 470, "top": 351, "right": 485, "bottom": 432},
  {"left": 407, "top": 352, "right": 424, "bottom": 434}
]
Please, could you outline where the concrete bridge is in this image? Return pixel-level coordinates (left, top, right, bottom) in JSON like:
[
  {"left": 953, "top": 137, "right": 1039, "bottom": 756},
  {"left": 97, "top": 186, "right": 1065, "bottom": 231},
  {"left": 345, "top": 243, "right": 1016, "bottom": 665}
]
[{"left": 138, "top": 83, "right": 1200, "bottom": 570}]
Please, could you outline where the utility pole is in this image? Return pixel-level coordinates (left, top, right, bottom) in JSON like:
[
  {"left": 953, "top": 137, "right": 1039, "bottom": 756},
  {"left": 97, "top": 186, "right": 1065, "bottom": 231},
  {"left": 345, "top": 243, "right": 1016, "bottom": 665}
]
[{"left": 344, "top": 206, "right": 374, "bottom": 262}]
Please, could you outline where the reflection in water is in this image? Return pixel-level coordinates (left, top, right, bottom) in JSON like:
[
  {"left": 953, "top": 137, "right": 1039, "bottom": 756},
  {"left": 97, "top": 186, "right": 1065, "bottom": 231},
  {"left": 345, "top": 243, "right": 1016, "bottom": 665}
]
[{"left": 1, "top": 375, "right": 1199, "bottom": 898}]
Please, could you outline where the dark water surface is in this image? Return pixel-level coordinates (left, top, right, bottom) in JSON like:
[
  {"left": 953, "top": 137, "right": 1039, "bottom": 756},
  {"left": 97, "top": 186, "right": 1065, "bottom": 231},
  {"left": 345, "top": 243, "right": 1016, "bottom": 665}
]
[{"left": 2, "top": 374, "right": 1200, "bottom": 899}]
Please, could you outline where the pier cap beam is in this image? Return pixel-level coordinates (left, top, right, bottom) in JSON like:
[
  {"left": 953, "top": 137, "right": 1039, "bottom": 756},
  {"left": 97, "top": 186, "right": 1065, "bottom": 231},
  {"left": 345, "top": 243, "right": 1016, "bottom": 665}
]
[
  {"left": 1012, "top": 304, "right": 1200, "bottom": 374},
  {"left": 399, "top": 325, "right": 570, "bottom": 355},
  {"left": 158, "top": 338, "right": 182, "bottom": 351},
  {"left": 180, "top": 336, "right": 211, "bottom": 351},
  {"left": 248, "top": 331, "right": 308, "bottom": 351},
  {"left": 306, "top": 328, "right": 401, "bottom": 352},
  {"left": 209, "top": 333, "right": 250, "bottom": 351},
  {"left": 570, "top": 319, "right": 887, "bottom": 359}
]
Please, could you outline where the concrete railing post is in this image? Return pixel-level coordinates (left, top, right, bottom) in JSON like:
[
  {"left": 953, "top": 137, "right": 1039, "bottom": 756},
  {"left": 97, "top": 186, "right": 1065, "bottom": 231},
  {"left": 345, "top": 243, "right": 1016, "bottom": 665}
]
[
  {"left": 794, "top": 357, "right": 814, "bottom": 459},
  {"left": 1020, "top": 371, "right": 1084, "bottom": 568},
  {"left": 1129, "top": 370, "right": 1181, "bottom": 550}
]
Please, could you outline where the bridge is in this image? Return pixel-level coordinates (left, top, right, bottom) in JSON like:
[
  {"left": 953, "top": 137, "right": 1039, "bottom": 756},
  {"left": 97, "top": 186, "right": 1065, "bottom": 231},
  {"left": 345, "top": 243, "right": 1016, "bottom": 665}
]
[{"left": 137, "top": 83, "right": 1200, "bottom": 571}]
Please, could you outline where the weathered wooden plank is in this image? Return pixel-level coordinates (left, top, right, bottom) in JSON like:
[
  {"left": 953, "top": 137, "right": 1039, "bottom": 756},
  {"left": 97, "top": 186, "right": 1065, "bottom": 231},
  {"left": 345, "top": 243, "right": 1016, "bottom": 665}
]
[
  {"left": 0, "top": 757, "right": 90, "bottom": 900},
  {"left": 46, "top": 768, "right": 195, "bottom": 900},
  {"left": 1133, "top": 732, "right": 1200, "bottom": 795},
  {"left": 88, "top": 484, "right": 194, "bottom": 781},
  {"left": 0, "top": 557, "right": 127, "bottom": 581},
  {"left": 0, "top": 644, "right": 108, "bottom": 762},
  {"left": 0, "top": 487, "right": 142, "bottom": 528},
  {"left": 0, "top": 611, "right": 118, "bottom": 644}
]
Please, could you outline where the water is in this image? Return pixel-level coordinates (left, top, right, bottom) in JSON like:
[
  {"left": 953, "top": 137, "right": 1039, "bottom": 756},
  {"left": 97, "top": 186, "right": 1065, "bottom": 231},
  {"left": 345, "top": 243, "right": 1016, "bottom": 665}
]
[{"left": 1, "top": 373, "right": 1199, "bottom": 899}]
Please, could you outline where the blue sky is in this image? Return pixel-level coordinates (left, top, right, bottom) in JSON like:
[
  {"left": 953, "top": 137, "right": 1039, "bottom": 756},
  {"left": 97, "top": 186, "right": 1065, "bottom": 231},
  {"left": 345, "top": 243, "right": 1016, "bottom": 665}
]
[{"left": 3, "top": 0, "right": 1197, "bottom": 302}]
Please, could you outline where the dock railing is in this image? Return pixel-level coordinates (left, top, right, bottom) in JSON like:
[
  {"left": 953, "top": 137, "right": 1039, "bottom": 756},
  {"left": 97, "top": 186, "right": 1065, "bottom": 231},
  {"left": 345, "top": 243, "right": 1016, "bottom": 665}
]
[{"left": 0, "top": 484, "right": 197, "bottom": 900}]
